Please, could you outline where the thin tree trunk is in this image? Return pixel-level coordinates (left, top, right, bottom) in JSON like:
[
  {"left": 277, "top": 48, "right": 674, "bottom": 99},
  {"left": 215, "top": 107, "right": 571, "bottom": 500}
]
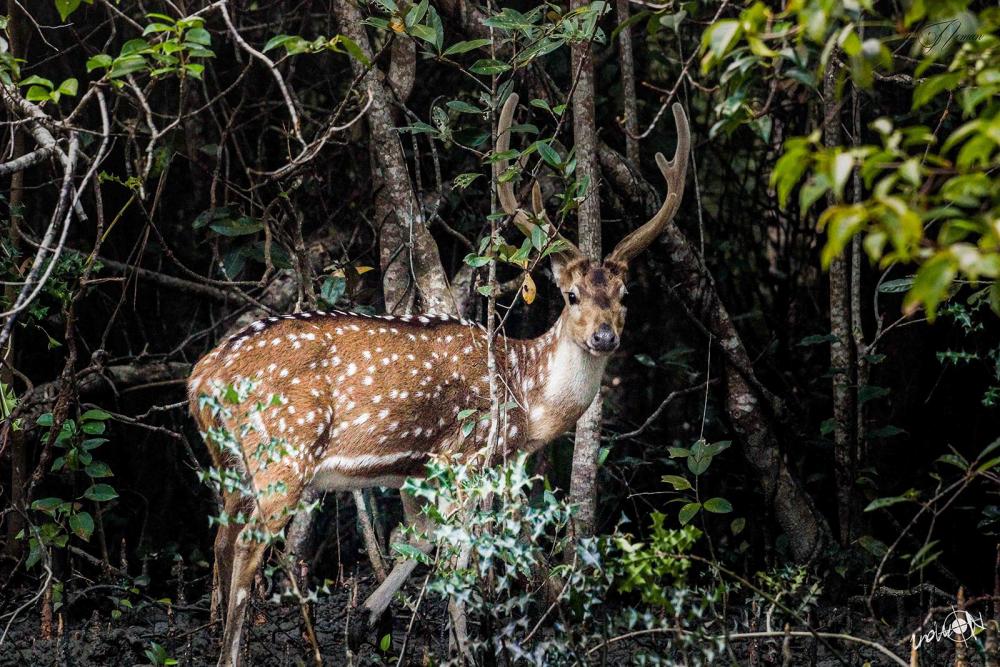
[
  {"left": 568, "top": 0, "right": 603, "bottom": 540},
  {"left": 824, "top": 59, "right": 854, "bottom": 547},
  {"left": 850, "top": 83, "right": 868, "bottom": 469},
  {"left": 3, "top": 0, "right": 29, "bottom": 560},
  {"left": 615, "top": 0, "right": 640, "bottom": 166}
]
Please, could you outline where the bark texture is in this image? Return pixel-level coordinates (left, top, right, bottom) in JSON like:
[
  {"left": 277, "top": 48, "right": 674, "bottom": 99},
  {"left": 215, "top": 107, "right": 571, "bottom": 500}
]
[
  {"left": 824, "top": 62, "right": 854, "bottom": 546},
  {"left": 333, "top": 1, "right": 456, "bottom": 316},
  {"left": 568, "top": 4, "right": 604, "bottom": 539},
  {"left": 615, "top": 0, "right": 640, "bottom": 166}
]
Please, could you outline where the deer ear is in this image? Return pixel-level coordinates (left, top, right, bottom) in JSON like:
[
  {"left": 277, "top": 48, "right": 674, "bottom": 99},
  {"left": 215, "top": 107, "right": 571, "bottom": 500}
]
[
  {"left": 549, "top": 250, "right": 571, "bottom": 285},
  {"left": 548, "top": 243, "right": 582, "bottom": 287}
]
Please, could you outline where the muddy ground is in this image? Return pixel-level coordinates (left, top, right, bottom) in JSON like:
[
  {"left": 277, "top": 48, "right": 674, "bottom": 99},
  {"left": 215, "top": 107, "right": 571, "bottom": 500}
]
[{"left": 0, "top": 569, "right": 971, "bottom": 666}]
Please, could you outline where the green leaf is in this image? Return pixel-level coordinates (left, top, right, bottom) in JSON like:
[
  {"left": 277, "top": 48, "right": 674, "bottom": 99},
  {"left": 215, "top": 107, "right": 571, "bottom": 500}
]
[
  {"left": 392, "top": 542, "right": 431, "bottom": 564},
  {"left": 678, "top": 502, "right": 701, "bottom": 525},
  {"left": 263, "top": 34, "right": 296, "bottom": 53},
  {"left": 469, "top": 58, "right": 511, "bottom": 75},
  {"left": 81, "top": 409, "right": 112, "bottom": 421},
  {"left": 31, "top": 497, "right": 63, "bottom": 513},
  {"left": 446, "top": 100, "right": 482, "bottom": 114},
  {"left": 210, "top": 216, "right": 264, "bottom": 237},
  {"left": 703, "top": 497, "right": 733, "bottom": 513},
  {"left": 109, "top": 55, "right": 148, "bottom": 79},
  {"left": 864, "top": 495, "right": 911, "bottom": 512},
  {"left": 634, "top": 353, "right": 656, "bottom": 367},
  {"left": 463, "top": 253, "right": 490, "bottom": 268},
  {"left": 904, "top": 253, "right": 957, "bottom": 320},
  {"left": 320, "top": 276, "right": 346, "bottom": 307},
  {"left": 142, "top": 22, "right": 174, "bottom": 35},
  {"left": 529, "top": 224, "right": 547, "bottom": 251},
  {"left": 25, "top": 86, "right": 51, "bottom": 102},
  {"left": 857, "top": 535, "right": 888, "bottom": 557},
  {"left": 185, "top": 27, "right": 212, "bottom": 46},
  {"left": 86, "top": 54, "right": 113, "bottom": 72},
  {"left": 457, "top": 408, "right": 476, "bottom": 420},
  {"left": 443, "top": 39, "right": 491, "bottom": 56},
  {"left": 379, "top": 634, "right": 391, "bottom": 651},
  {"left": 534, "top": 141, "right": 561, "bottom": 169},
  {"left": 120, "top": 38, "right": 151, "bottom": 57},
  {"left": 700, "top": 19, "right": 740, "bottom": 73},
  {"left": 912, "top": 72, "right": 961, "bottom": 110},
  {"left": 81, "top": 421, "right": 106, "bottom": 434},
  {"left": 409, "top": 24, "right": 437, "bottom": 46},
  {"left": 19, "top": 75, "right": 53, "bottom": 89},
  {"left": 55, "top": 0, "right": 83, "bottom": 22},
  {"left": 69, "top": 512, "right": 94, "bottom": 541},
  {"left": 661, "top": 475, "right": 692, "bottom": 491},
  {"left": 730, "top": 517, "right": 746, "bottom": 535},
  {"left": 37, "top": 413, "right": 55, "bottom": 427},
  {"left": 85, "top": 461, "right": 113, "bottom": 478},
  {"left": 857, "top": 385, "right": 889, "bottom": 405},
  {"left": 83, "top": 484, "right": 119, "bottom": 502},
  {"left": 687, "top": 439, "right": 713, "bottom": 476}
]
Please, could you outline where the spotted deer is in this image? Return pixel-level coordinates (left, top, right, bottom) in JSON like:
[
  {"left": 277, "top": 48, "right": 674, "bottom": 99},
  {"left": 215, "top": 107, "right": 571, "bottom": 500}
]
[{"left": 188, "top": 93, "right": 689, "bottom": 666}]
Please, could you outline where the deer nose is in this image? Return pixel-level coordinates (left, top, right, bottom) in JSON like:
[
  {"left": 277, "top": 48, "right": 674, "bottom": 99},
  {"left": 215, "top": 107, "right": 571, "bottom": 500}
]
[{"left": 589, "top": 324, "right": 618, "bottom": 352}]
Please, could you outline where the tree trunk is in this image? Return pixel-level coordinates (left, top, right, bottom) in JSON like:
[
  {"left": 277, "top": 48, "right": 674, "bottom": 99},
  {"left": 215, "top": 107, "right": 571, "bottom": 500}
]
[
  {"left": 3, "top": 0, "right": 29, "bottom": 560},
  {"left": 332, "top": 2, "right": 456, "bottom": 316},
  {"left": 597, "top": 140, "right": 828, "bottom": 561},
  {"left": 615, "top": 0, "right": 640, "bottom": 166},
  {"left": 568, "top": 1, "right": 603, "bottom": 540},
  {"left": 824, "top": 60, "right": 855, "bottom": 547}
]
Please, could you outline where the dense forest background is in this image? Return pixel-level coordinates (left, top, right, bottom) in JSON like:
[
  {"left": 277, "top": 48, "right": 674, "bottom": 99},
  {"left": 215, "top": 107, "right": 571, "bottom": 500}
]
[{"left": 0, "top": 0, "right": 997, "bottom": 665}]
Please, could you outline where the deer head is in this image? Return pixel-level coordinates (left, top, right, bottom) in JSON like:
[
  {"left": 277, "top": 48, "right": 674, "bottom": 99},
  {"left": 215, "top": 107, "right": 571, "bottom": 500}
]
[{"left": 493, "top": 93, "right": 690, "bottom": 356}]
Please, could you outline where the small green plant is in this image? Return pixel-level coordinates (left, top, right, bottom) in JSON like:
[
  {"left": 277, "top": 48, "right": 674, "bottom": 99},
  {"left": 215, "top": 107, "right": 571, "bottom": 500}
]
[
  {"left": 18, "top": 74, "right": 77, "bottom": 104},
  {"left": 662, "top": 438, "right": 733, "bottom": 526},
  {"left": 144, "top": 640, "right": 178, "bottom": 666},
  {"left": 23, "top": 409, "right": 117, "bottom": 568},
  {"left": 85, "top": 13, "right": 214, "bottom": 82}
]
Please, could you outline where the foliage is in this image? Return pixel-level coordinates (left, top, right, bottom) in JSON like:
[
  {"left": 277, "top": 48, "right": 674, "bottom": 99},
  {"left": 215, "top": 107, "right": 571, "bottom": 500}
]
[
  {"left": 22, "top": 409, "right": 116, "bottom": 568},
  {"left": 399, "top": 452, "right": 728, "bottom": 665},
  {"left": 700, "top": 0, "right": 999, "bottom": 319}
]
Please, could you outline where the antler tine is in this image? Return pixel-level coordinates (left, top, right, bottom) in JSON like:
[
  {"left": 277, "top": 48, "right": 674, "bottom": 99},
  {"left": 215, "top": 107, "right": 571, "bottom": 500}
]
[
  {"left": 607, "top": 103, "right": 690, "bottom": 266},
  {"left": 495, "top": 93, "right": 581, "bottom": 260},
  {"left": 494, "top": 93, "right": 526, "bottom": 223}
]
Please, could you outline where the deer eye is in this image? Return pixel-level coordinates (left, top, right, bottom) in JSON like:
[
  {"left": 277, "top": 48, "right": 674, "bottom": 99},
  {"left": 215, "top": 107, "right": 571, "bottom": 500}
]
[{"left": 567, "top": 291, "right": 579, "bottom": 305}]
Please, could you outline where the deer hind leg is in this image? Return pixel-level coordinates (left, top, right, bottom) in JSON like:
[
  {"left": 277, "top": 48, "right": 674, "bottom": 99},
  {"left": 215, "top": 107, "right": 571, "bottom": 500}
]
[
  {"left": 217, "top": 485, "right": 301, "bottom": 667},
  {"left": 211, "top": 492, "right": 251, "bottom": 625}
]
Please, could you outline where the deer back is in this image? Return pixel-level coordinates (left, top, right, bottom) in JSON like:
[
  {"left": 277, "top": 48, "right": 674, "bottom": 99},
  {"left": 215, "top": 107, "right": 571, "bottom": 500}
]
[{"left": 188, "top": 310, "right": 529, "bottom": 490}]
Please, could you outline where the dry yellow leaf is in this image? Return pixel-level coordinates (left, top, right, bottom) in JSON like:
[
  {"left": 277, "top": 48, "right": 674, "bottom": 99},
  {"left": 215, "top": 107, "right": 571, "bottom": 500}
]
[
  {"left": 521, "top": 273, "right": 536, "bottom": 304},
  {"left": 389, "top": 18, "right": 405, "bottom": 33}
]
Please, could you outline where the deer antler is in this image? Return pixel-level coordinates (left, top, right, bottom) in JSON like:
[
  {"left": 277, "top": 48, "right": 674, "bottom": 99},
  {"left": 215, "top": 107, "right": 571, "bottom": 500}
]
[
  {"left": 606, "top": 103, "right": 690, "bottom": 266},
  {"left": 494, "top": 94, "right": 581, "bottom": 259}
]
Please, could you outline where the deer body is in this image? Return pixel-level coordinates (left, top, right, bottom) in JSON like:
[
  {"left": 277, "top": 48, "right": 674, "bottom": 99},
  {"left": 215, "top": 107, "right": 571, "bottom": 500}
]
[
  {"left": 189, "top": 309, "right": 608, "bottom": 494},
  {"left": 192, "top": 93, "right": 688, "bottom": 666},
  {"left": 188, "top": 308, "right": 610, "bottom": 666}
]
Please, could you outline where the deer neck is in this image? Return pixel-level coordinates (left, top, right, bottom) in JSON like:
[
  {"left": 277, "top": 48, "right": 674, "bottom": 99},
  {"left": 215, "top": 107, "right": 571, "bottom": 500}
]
[{"left": 513, "top": 313, "right": 608, "bottom": 446}]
